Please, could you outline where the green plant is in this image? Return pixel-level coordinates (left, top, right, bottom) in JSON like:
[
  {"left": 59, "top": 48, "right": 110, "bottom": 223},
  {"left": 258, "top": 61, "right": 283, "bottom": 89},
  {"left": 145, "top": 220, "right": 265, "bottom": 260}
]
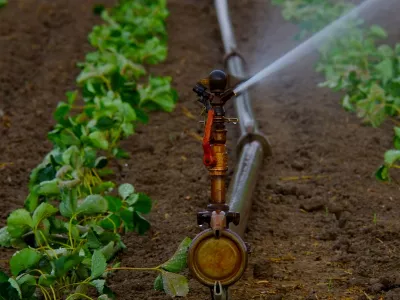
[
  {"left": 272, "top": 0, "right": 353, "bottom": 39},
  {"left": 373, "top": 212, "right": 378, "bottom": 225},
  {"left": 0, "top": 0, "right": 7, "bottom": 8},
  {"left": 273, "top": 0, "right": 400, "bottom": 181},
  {"left": 0, "top": 1, "right": 189, "bottom": 299}
]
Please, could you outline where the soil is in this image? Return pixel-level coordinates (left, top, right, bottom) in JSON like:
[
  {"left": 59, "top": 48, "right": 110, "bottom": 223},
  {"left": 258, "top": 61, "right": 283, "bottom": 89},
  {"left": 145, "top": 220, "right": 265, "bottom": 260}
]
[{"left": 1, "top": 1, "right": 400, "bottom": 300}]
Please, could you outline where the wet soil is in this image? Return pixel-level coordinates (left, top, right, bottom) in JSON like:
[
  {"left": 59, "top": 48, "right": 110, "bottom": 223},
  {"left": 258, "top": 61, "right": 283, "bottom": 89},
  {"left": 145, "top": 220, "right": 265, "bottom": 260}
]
[{"left": 1, "top": 0, "right": 400, "bottom": 300}]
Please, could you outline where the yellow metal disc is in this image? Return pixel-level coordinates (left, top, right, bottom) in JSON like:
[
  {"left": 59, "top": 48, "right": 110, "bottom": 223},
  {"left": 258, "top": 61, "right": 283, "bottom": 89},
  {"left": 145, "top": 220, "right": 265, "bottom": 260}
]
[{"left": 188, "top": 229, "right": 247, "bottom": 287}]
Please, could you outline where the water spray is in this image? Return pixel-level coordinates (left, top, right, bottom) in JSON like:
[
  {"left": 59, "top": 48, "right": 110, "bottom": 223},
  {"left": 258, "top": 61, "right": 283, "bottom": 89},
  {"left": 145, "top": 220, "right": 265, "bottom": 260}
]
[{"left": 234, "top": 0, "right": 380, "bottom": 94}]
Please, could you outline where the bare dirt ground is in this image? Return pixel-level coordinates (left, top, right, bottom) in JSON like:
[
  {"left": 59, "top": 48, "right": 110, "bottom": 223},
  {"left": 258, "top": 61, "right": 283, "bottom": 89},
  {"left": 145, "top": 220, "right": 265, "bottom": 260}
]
[{"left": 1, "top": 1, "right": 400, "bottom": 299}]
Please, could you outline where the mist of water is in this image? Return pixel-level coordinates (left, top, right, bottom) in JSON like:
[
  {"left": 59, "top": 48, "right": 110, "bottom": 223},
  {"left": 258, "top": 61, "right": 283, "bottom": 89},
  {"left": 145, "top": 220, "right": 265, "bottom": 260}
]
[{"left": 234, "top": 0, "right": 380, "bottom": 94}]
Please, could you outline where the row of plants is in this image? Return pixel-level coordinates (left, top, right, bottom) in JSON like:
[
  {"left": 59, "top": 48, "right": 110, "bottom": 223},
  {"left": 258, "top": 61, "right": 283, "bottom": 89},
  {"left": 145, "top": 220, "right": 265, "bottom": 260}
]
[
  {"left": 272, "top": 0, "right": 400, "bottom": 181},
  {"left": 0, "top": 1, "right": 189, "bottom": 299}
]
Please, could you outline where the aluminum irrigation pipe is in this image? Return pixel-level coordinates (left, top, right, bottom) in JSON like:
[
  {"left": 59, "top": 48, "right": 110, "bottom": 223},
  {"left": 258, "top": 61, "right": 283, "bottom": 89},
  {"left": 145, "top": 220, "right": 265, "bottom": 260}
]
[{"left": 214, "top": 0, "right": 271, "bottom": 238}]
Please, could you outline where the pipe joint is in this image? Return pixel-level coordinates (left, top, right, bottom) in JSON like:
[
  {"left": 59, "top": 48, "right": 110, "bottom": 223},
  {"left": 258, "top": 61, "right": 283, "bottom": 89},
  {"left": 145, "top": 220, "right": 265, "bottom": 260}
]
[
  {"left": 223, "top": 49, "right": 246, "bottom": 71},
  {"left": 237, "top": 132, "right": 272, "bottom": 158}
]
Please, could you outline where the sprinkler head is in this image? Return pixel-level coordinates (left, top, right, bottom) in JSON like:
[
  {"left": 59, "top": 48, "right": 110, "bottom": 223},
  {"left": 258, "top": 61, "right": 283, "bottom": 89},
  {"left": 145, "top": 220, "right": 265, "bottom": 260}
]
[{"left": 209, "top": 70, "right": 227, "bottom": 93}]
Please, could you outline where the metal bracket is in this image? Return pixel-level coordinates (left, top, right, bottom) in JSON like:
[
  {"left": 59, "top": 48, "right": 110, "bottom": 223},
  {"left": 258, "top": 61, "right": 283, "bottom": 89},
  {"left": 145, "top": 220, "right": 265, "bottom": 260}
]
[{"left": 211, "top": 281, "right": 228, "bottom": 300}]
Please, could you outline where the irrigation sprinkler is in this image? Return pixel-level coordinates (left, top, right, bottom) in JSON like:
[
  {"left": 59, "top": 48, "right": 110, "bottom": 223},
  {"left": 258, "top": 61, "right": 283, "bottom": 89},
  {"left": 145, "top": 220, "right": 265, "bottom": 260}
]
[{"left": 187, "top": 70, "right": 250, "bottom": 299}]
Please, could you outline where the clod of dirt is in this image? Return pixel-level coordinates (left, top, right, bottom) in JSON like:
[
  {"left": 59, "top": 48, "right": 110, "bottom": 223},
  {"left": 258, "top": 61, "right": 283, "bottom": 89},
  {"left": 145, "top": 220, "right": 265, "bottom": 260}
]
[
  {"left": 253, "top": 260, "right": 274, "bottom": 279},
  {"left": 291, "top": 159, "right": 305, "bottom": 171},
  {"left": 338, "top": 211, "right": 351, "bottom": 228},
  {"left": 299, "top": 197, "right": 325, "bottom": 212},
  {"left": 367, "top": 283, "right": 384, "bottom": 294},
  {"left": 332, "top": 237, "right": 350, "bottom": 251},
  {"left": 386, "top": 288, "right": 400, "bottom": 300},
  {"left": 316, "top": 227, "right": 338, "bottom": 241},
  {"left": 305, "top": 292, "right": 318, "bottom": 300},
  {"left": 267, "top": 295, "right": 283, "bottom": 300}
]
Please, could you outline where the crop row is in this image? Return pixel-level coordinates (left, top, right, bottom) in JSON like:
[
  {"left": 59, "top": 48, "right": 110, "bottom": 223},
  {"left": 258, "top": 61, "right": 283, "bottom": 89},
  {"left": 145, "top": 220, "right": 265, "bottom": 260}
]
[
  {"left": 0, "top": 1, "right": 189, "bottom": 299},
  {"left": 273, "top": 0, "right": 400, "bottom": 181}
]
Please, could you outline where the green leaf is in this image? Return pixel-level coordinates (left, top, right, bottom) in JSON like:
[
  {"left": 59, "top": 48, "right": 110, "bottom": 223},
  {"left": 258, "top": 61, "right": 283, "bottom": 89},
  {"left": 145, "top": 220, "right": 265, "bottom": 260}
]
[
  {"left": 0, "top": 271, "right": 8, "bottom": 283},
  {"left": 154, "top": 274, "right": 164, "bottom": 291},
  {"left": 10, "top": 248, "right": 41, "bottom": 276},
  {"left": 394, "top": 127, "right": 400, "bottom": 149},
  {"left": 55, "top": 253, "right": 83, "bottom": 278},
  {"left": 89, "top": 131, "right": 109, "bottom": 150},
  {"left": 139, "top": 76, "right": 177, "bottom": 112},
  {"left": 384, "top": 149, "right": 400, "bottom": 166},
  {"left": 129, "top": 193, "right": 152, "bottom": 214},
  {"left": 113, "top": 148, "right": 130, "bottom": 159},
  {"left": 96, "top": 116, "right": 115, "bottom": 131},
  {"left": 91, "top": 279, "right": 105, "bottom": 294},
  {"left": 32, "top": 203, "right": 58, "bottom": 228},
  {"left": 25, "top": 191, "right": 39, "bottom": 213},
  {"left": 118, "top": 183, "right": 135, "bottom": 200},
  {"left": 120, "top": 208, "right": 134, "bottom": 231},
  {"left": 17, "top": 274, "right": 36, "bottom": 298},
  {"left": 342, "top": 94, "right": 354, "bottom": 112},
  {"left": 161, "top": 237, "right": 191, "bottom": 273},
  {"left": 54, "top": 102, "right": 71, "bottom": 122},
  {"left": 37, "top": 179, "right": 59, "bottom": 196},
  {"left": 7, "top": 209, "right": 33, "bottom": 238},
  {"left": 378, "top": 44, "right": 394, "bottom": 57},
  {"left": 394, "top": 136, "right": 400, "bottom": 150},
  {"left": 62, "top": 146, "right": 82, "bottom": 168},
  {"left": 38, "top": 274, "right": 56, "bottom": 287},
  {"left": 369, "top": 25, "right": 388, "bottom": 38},
  {"left": 100, "top": 241, "right": 117, "bottom": 261},
  {"left": 100, "top": 214, "right": 121, "bottom": 231},
  {"left": 87, "top": 230, "right": 102, "bottom": 249},
  {"left": 60, "top": 129, "right": 81, "bottom": 147},
  {"left": 0, "top": 0, "right": 8, "bottom": 8},
  {"left": 105, "top": 196, "right": 122, "bottom": 213},
  {"left": 91, "top": 250, "right": 107, "bottom": 279},
  {"left": 77, "top": 195, "right": 108, "bottom": 215},
  {"left": 133, "top": 211, "right": 150, "bottom": 235},
  {"left": 0, "top": 227, "right": 11, "bottom": 247},
  {"left": 375, "top": 165, "right": 389, "bottom": 181},
  {"left": 375, "top": 59, "right": 393, "bottom": 84},
  {"left": 161, "top": 271, "right": 189, "bottom": 297},
  {"left": 8, "top": 278, "right": 22, "bottom": 299},
  {"left": 66, "top": 90, "right": 78, "bottom": 105},
  {"left": 60, "top": 189, "right": 78, "bottom": 218}
]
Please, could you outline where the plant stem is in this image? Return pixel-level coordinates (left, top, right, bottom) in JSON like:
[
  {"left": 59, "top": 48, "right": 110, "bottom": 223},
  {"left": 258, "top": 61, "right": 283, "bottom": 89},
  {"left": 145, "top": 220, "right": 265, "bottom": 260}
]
[
  {"left": 66, "top": 293, "right": 94, "bottom": 300},
  {"left": 106, "top": 266, "right": 161, "bottom": 272}
]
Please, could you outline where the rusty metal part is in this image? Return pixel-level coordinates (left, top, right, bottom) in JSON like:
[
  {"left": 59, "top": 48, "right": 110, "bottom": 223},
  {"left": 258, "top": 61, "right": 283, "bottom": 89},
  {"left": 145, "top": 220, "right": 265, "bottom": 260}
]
[
  {"left": 208, "top": 126, "right": 228, "bottom": 204},
  {"left": 188, "top": 229, "right": 248, "bottom": 287}
]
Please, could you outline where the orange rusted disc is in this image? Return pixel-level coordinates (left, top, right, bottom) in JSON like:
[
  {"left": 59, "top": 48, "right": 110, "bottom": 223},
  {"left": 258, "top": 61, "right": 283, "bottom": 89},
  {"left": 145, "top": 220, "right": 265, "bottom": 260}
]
[{"left": 188, "top": 229, "right": 247, "bottom": 287}]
